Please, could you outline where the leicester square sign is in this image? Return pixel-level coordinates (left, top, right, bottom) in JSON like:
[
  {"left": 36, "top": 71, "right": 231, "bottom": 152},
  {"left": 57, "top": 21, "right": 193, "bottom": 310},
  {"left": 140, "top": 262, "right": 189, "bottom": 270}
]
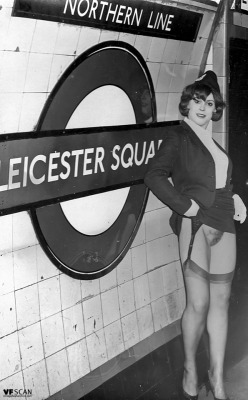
[
  {"left": 0, "top": 124, "right": 168, "bottom": 216},
  {"left": 12, "top": 0, "right": 203, "bottom": 41}
]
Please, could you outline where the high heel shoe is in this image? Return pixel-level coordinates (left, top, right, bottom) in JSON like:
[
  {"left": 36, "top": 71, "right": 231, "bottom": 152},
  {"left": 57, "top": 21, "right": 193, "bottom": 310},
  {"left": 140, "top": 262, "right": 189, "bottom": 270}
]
[
  {"left": 181, "top": 387, "right": 198, "bottom": 400},
  {"left": 204, "top": 372, "right": 230, "bottom": 400}
]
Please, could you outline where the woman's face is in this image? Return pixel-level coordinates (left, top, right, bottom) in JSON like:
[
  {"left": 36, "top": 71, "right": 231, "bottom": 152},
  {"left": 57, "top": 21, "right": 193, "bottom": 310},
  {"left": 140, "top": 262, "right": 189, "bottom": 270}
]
[{"left": 187, "top": 93, "right": 216, "bottom": 129}]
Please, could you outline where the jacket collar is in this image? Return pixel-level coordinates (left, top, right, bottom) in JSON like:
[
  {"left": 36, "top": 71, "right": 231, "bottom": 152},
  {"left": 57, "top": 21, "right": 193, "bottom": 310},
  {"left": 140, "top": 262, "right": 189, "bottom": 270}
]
[{"left": 180, "top": 119, "right": 229, "bottom": 158}]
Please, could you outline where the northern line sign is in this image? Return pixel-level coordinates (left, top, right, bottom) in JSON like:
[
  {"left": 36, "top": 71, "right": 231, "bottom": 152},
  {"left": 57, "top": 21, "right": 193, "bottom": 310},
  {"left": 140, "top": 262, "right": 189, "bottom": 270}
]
[
  {"left": 0, "top": 122, "right": 178, "bottom": 216},
  {"left": 12, "top": 0, "right": 203, "bottom": 42}
]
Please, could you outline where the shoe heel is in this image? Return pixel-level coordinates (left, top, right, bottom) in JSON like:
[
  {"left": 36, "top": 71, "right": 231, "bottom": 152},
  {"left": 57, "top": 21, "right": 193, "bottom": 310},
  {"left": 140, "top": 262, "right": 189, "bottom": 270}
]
[
  {"left": 204, "top": 378, "right": 211, "bottom": 397},
  {"left": 181, "top": 387, "right": 198, "bottom": 400}
]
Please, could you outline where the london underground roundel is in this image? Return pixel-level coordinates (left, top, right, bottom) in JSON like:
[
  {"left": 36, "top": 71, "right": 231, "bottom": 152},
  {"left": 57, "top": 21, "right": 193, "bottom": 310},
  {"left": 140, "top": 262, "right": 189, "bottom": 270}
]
[{"left": 30, "top": 41, "right": 156, "bottom": 279}]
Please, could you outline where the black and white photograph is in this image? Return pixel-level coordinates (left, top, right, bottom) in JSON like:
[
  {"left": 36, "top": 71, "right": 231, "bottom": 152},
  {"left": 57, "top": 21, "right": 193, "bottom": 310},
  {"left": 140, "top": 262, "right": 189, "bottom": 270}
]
[{"left": 0, "top": 1, "right": 248, "bottom": 399}]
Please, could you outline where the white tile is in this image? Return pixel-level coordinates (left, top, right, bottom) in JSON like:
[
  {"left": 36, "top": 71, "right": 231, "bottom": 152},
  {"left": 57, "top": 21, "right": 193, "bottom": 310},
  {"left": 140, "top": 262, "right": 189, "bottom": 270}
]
[
  {"left": 37, "top": 245, "right": 58, "bottom": 281},
  {"left": 145, "top": 191, "right": 165, "bottom": 212},
  {"left": 136, "top": 304, "right": 154, "bottom": 341},
  {"left": 31, "top": 20, "right": 59, "bottom": 54},
  {"left": 0, "top": 51, "right": 28, "bottom": 92},
  {"left": 178, "top": 287, "right": 186, "bottom": 314},
  {"left": 148, "top": 268, "right": 164, "bottom": 302},
  {"left": 145, "top": 208, "right": 172, "bottom": 242},
  {"left": 67, "top": 339, "right": 90, "bottom": 382},
  {"left": 86, "top": 328, "right": 107, "bottom": 370},
  {"left": 185, "top": 65, "right": 199, "bottom": 86},
  {"left": 134, "top": 35, "right": 152, "bottom": 60},
  {"left": 151, "top": 296, "right": 169, "bottom": 332},
  {"left": 0, "top": 50, "right": 4, "bottom": 75},
  {"left": 23, "top": 359, "right": 49, "bottom": 400},
  {"left": 101, "top": 287, "right": 120, "bottom": 327},
  {"left": 116, "top": 250, "right": 132, "bottom": 285},
  {"left": 131, "top": 244, "right": 147, "bottom": 279},
  {"left": 156, "top": 92, "right": 169, "bottom": 122},
  {"left": 134, "top": 274, "right": 150, "bottom": 309},
  {"left": 0, "top": 93, "right": 22, "bottom": 133},
  {"left": 24, "top": 53, "right": 53, "bottom": 93},
  {"left": 161, "top": 234, "right": 180, "bottom": 265},
  {"left": 0, "top": 292, "right": 16, "bottom": 337},
  {"left": 121, "top": 312, "right": 139, "bottom": 349},
  {"left": 46, "top": 349, "right": 70, "bottom": 395},
  {"left": 165, "top": 291, "right": 182, "bottom": 323},
  {"left": 5, "top": 17, "right": 36, "bottom": 52},
  {"left": 60, "top": 273, "right": 81, "bottom": 310},
  {"left": 165, "top": 92, "right": 181, "bottom": 121},
  {"left": 81, "top": 279, "right": 100, "bottom": 301},
  {"left": 104, "top": 320, "right": 124, "bottom": 360},
  {"left": 233, "top": 11, "right": 242, "bottom": 27},
  {"left": 148, "top": 38, "right": 167, "bottom": 62},
  {"left": 0, "top": 332, "right": 21, "bottom": 380},
  {"left": 0, "top": 0, "right": 15, "bottom": 7},
  {"left": 162, "top": 40, "right": 181, "bottom": 64},
  {"left": 163, "top": 262, "right": 179, "bottom": 295},
  {"left": 48, "top": 54, "right": 74, "bottom": 91},
  {"left": 170, "top": 64, "right": 188, "bottom": 93},
  {"left": 131, "top": 218, "right": 146, "bottom": 247},
  {"left": 175, "top": 41, "right": 194, "bottom": 65},
  {"left": 0, "top": 7, "right": 11, "bottom": 51},
  {"left": 146, "top": 238, "right": 166, "bottom": 271},
  {"left": 0, "top": 252, "right": 14, "bottom": 295},
  {"left": 118, "top": 32, "right": 136, "bottom": 46},
  {"left": 0, "top": 372, "right": 23, "bottom": 396},
  {"left": 55, "top": 24, "right": 80, "bottom": 55},
  {"left": 198, "top": 12, "right": 214, "bottom": 39},
  {"left": 118, "top": 281, "right": 135, "bottom": 318},
  {"left": 19, "top": 93, "right": 47, "bottom": 132},
  {"left": 76, "top": 26, "right": 101, "bottom": 55},
  {"left": 100, "top": 268, "right": 117, "bottom": 293},
  {"left": 16, "top": 284, "right": 40, "bottom": 329},
  {"left": 175, "top": 260, "right": 184, "bottom": 289},
  {"left": 41, "top": 313, "right": 65, "bottom": 357},
  {"left": 62, "top": 304, "right": 85, "bottom": 346},
  {"left": 18, "top": 323, "right": 44, "bottom": 369},
  {"left": 14, "top": 246, "right": 38, "bottom": 291},
  {"left": 13, "top": 212, "right": 37, "bottom": 250},
  {"left": 147, "top": 62, "right": 160, "bottom": 92},
  {"left": 190, "top": 37, "right": 207, "bottom": 66},
  {"left": 83, "top": 294, "right": 103, "bottom": 336},
  {"left": 38, "top": 276, "right": 61, "bottom": 319},
  {"left": 156, "top": 63, "right": 174, "bottom": 93},
  {"left": 99, "top": 29, "right": 119, "bottom": 42}
]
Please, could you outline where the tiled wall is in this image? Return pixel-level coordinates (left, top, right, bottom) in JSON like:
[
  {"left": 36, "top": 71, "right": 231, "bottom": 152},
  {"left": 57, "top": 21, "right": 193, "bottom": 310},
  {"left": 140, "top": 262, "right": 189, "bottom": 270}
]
[{"left": 0, "top": 1, "right": 219, "bottom": 399}]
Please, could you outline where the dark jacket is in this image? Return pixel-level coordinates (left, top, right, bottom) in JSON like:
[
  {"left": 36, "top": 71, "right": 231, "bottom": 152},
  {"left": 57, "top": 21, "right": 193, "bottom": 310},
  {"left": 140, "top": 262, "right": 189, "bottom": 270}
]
[{"left": 144, "top": 120, "right": 232, "bottom": 218}]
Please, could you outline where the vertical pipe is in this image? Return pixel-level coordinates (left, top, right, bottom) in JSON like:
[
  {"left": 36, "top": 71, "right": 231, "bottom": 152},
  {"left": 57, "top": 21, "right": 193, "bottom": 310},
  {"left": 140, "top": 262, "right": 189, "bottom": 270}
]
[{"left": 212, "top": 0, "right": 229, "bottom": 149}]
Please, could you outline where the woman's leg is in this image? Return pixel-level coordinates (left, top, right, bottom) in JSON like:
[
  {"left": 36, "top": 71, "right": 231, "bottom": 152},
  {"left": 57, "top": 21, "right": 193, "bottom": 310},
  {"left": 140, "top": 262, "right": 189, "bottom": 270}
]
[
  {"left": 179, "top": 219, "right": 210, "bottom": 395},
  {"left": 206, "top": 231, "right": 236, "bottom": 399}
]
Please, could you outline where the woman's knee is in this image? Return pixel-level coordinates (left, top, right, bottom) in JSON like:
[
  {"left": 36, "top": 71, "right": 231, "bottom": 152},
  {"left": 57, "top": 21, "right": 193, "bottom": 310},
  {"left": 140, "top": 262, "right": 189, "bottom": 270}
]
[
  {"left": 210, "top": 285, "right": 232, "bottom": 310},
  {"left": 187, "top": 296, "right": 209, "bottom": 316}
]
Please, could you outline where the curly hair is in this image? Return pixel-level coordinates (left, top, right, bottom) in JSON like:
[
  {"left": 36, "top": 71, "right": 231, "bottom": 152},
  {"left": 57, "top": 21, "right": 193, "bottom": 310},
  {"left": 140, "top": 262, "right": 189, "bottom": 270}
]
[{"left": 178, "top": 82, "right": 226, "bottom": 122}]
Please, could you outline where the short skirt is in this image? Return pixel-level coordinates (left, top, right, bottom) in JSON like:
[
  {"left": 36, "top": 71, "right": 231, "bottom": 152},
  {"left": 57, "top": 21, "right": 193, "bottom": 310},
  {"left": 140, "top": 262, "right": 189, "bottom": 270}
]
[
  {"left": 170, "top": 188, "right": 236, "bottom": 236},
  {"left": 197, "top": 188, "right": 236, "bottom": 234}
]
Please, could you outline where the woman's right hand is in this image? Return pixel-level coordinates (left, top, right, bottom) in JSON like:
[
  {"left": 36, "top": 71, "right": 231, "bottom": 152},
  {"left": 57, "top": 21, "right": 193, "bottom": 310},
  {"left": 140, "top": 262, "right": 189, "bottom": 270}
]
[{"left": 184, "top": 199, "right": 200, "bottom": 217}]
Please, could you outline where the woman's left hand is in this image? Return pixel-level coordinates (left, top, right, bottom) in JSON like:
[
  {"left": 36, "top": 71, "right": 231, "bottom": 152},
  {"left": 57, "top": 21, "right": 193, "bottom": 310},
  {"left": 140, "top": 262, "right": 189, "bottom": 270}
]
[{"left": 233, "top": 194, "right": 247, "bottom": 223}]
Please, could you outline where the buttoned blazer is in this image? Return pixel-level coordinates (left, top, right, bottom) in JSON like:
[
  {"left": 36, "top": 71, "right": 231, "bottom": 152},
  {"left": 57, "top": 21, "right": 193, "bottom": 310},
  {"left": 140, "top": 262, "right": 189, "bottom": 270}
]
[{"left": 144, "top": 120, "right": 232, "bottom": 216}]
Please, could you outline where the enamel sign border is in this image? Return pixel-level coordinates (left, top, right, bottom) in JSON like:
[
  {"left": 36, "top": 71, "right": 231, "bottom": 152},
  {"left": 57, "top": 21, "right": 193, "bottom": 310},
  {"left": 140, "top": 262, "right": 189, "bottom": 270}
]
[{"left": 30, "top": 41, "right": 156, "bottom": 279}]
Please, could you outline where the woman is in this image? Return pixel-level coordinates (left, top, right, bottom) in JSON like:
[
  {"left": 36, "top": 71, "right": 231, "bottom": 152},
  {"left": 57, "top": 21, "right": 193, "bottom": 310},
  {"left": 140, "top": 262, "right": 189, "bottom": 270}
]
[{"left": 144, "top": 71, "right": 246, "bottom": 400}]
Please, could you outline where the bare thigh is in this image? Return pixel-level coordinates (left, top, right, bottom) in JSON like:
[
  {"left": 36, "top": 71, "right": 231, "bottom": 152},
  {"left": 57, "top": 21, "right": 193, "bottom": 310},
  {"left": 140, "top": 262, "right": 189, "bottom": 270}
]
[{"left": 179, "top": 218, "right": 236, "bottom": 280}]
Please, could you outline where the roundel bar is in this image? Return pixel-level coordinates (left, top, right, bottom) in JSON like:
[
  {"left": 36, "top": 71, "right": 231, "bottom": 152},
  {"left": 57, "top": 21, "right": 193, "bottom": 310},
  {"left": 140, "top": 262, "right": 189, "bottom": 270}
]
[{"left": 30, "top": 41, "right": 157, "bottom": 279}]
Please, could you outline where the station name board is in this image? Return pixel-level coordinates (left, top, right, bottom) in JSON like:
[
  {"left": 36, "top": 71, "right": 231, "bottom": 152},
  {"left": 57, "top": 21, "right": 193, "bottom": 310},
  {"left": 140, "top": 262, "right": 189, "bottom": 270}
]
[
  {"left": 0, "top": 123, "right": 174, "bottom": 216},
  {"left": 234, "top": 0, "right": 248, "bottom": 13},
  {"left": 12, "top": 0, "right": 202, "bottom": 42}
]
